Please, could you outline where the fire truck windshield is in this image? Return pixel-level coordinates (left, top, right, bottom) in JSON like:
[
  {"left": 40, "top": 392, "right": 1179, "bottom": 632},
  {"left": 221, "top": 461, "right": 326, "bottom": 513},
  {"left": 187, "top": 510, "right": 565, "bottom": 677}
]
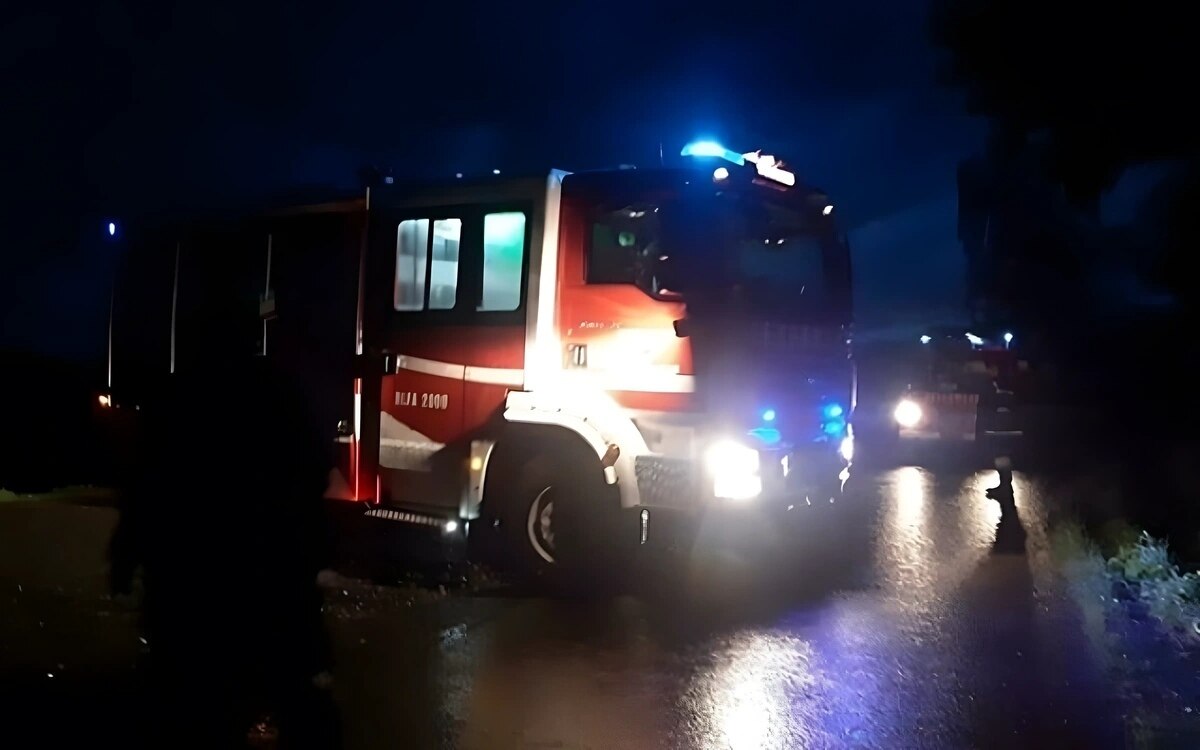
[{"left": 589, "top": 187, "right": 849, "bottom": 321}]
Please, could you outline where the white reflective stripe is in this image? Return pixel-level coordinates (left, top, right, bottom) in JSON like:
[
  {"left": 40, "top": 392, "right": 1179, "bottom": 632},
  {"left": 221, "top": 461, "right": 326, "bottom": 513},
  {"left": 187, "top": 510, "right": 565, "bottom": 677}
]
[
  {"left": 562, "top": 369, "right": 695, "bottom": 394},
  {"left": 395, "top": 354, "right": 523, "bottom": 385},
  {"left": 380, "top": 438, "right": 444, "bottom": 451},
  {"left": 396, "top": 355, "right": 465, "bottom": 379},
  {"left": 463, "top": 366, "right": 524, "bottom": 387},
  {"left": 395, "top": 352, "right": 686, "bottom": 392},
  {"left": 378, "top": 413, "right": 444, "bottom": 471}
]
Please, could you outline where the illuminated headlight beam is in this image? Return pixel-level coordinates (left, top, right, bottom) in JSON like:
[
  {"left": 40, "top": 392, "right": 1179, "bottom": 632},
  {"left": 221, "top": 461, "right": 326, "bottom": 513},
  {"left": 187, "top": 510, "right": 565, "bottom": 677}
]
[
  {"left": 705, "top": 439, "right": 762, "bottom": 500},
  {"left": 894, "top": 399, "right": 923, "bottom": 429}
]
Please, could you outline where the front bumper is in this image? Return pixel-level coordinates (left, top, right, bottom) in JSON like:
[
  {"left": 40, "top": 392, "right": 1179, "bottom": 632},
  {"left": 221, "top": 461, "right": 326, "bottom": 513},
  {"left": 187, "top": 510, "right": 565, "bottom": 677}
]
[
  {"left": 897, "top": 391, "right": 978, "bottom": 441},
  {"left": 633, "top": 447, "right": 853, "bottom": 553},
  {"left": 896, "top": 390, "right": 1023, "bottom": 442},
  {"left": 634, "top": 446, "right": 848, "bottom": 506}
]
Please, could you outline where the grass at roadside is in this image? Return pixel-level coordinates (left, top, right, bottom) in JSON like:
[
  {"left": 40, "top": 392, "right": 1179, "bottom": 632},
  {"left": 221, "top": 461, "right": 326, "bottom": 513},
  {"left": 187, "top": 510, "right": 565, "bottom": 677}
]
[
  {"left": 1050, "top": 514, "right": 1200, "bottom": 746},
  {"left": 1050, "top": 523, "right": 1115, "bottom": 658},
  {"left": 1043, "top": 464, "right": 1200, "bottom": 643},
  {"left": 1053, "top": 519, "right": 1200, "bottom": 642},
  {"left": 0, "top": 485, "right": 117, "bottom": 505}
]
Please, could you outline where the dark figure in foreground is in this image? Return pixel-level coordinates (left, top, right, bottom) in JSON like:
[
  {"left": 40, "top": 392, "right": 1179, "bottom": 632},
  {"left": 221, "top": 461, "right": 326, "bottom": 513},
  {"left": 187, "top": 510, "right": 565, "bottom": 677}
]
[
  {"left": 987, "top": 455, "right": 1027, "bottom": 554},
  {"left": 110, "top": 323, "right": 338, "bottom": 748}
]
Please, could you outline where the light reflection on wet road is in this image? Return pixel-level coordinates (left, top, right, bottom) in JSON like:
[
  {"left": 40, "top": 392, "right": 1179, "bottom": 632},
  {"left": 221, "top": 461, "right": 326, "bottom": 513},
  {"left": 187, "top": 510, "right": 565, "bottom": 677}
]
[
  {"left": 0, "top": 466, "right": 1134, "bottom": 748},
  {"left": 330, "top": 467, "right": 1126, "bottom": 749}
]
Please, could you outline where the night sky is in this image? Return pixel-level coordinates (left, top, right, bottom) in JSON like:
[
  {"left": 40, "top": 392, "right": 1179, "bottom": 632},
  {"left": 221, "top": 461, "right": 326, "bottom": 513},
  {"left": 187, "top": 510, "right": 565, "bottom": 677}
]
[{"left": 3, "top": 1, "right": 983, "bottom": 359}]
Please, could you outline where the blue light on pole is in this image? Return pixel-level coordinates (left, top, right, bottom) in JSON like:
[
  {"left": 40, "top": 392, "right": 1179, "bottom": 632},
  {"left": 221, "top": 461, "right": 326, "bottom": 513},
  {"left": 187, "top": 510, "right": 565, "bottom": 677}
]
[
  {"left": 107, "top": 222, "right": 116, "bottom": 237},
  {"left": 1003, "top": 332, "right": 1014, "bottom": 349}
]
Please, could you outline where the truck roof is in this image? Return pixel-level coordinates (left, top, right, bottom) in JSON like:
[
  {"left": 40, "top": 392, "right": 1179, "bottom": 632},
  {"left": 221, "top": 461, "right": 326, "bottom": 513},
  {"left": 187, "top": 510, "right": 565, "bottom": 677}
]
[{"left": 163, "top": 164, "right": 835, "bottom": 231}]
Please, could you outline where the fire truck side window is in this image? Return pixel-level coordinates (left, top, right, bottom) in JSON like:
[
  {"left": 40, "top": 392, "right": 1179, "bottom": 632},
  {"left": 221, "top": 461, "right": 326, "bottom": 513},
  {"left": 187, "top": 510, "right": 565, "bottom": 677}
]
[
  {"left": 429, "top": 219, "right": 461, "bottom": 310},
  {"left": 478, "top": 211, "right": 526, "bottom": 311},
  {"left": 395, "top": 219, "right": 429, "bottom": 311},
  {"left": 393, "top": 217, "right": 461, "bottom": 311}
]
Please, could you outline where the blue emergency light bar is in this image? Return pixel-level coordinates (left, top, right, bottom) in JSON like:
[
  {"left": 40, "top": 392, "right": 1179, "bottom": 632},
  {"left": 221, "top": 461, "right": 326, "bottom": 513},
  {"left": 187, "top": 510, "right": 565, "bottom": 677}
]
[
  {"left": 680, "top": 140, "right": 746, "bottom": 165},
  {"left": 680, "top": 140, "right": 796, "bottom": 187}
]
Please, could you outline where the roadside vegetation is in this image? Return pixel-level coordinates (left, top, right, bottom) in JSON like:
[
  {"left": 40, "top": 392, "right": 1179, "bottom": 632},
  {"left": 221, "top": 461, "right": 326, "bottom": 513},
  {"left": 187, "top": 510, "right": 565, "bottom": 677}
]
[
  {"left": 1051, "top": 507, "right": 1200, "bottom": 745},
  {"left": 1053, "top": 517, "right": 1200, "bottom": 643}
]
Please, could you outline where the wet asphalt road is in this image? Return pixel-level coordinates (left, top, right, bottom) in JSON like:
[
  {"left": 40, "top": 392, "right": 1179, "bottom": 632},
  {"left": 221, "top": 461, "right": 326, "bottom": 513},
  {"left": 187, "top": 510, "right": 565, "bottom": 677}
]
[
  {"left": 0, "top": 463, "right": 1158, "bottom": 748},
  {"left": 328, "top": 466, "right": 1125, "bottom": 749}
]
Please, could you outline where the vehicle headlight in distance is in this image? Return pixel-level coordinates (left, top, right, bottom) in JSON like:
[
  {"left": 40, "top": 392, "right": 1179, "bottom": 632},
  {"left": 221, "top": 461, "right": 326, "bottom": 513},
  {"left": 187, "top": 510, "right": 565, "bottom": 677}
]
[
  {"left": 705, "top": 439, "right": 762, "bottom": 500},
  {"left": 893, "top": 398, "right": 923, "bottom": 428}
]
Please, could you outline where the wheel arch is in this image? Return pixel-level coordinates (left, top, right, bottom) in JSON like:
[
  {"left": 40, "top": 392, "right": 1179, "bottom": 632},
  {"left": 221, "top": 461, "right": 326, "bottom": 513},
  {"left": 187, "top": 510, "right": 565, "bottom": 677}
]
[{"left": 499, "top": 389, "right": 648, "bottom": 509}]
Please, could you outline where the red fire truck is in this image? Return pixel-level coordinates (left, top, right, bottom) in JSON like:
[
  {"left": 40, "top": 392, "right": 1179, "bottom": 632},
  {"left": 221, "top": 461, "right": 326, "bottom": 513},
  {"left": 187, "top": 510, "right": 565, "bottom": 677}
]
[
  {"left": 891, "top": 327, "right": 1026, "bottom": 445},
  {"left": 105, "top": 142, "right": 855, "bottom": 572}
]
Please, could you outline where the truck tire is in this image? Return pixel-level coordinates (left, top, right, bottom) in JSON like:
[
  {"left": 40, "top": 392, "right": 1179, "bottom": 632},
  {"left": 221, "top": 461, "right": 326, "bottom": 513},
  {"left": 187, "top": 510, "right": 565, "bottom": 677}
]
[{"left": 469, "top": 437, "right": 619, "bottom": 584}]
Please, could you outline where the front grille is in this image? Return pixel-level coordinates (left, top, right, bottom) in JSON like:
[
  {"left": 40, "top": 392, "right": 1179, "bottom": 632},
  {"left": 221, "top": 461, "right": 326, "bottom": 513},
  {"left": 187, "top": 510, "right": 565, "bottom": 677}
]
[
  {"left": 915, "top": 391, "right": 979, "bottom": 409},
  {"left": 635, "top": 455, "right": 700, "bottom": 507}
]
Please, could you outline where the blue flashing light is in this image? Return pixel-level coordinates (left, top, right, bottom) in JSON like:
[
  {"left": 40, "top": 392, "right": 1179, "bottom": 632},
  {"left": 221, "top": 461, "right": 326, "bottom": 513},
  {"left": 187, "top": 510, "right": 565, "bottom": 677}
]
[
  {"left": 681, "top": 140, "right": 746, "bottom": 166},
  {"left": 761, "top": 408, "right": 777, "bottom": 423},
  {"left": 107, "top": 222, "right": 116, "bottom": 237},
  {"left": 822, "top": 418, "right": 846, "bottom": 437},
  {"left": 822, "top": 403, "right": 844, "bottom": 420},
  {"left": 681, "top": 140, "right": 725, "bottom": 157},
  {"left": 748, "top": 427, "right": 782, "bottom": 445},
  {"left": 920, "top": 335, "right": 932, "bottom": 344}
]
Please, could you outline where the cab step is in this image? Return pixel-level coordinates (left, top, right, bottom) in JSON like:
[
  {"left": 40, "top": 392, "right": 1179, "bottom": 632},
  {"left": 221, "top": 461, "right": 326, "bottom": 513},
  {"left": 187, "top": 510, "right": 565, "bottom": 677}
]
[{"left": 363, "top": 507, "right": 450, "bottom": 529}]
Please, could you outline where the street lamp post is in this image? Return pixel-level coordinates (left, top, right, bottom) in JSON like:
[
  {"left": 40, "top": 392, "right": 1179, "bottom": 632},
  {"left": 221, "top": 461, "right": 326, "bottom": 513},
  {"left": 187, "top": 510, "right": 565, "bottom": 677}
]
[{"left": 104, "top": 220, "right": 120, "bottom": 392}]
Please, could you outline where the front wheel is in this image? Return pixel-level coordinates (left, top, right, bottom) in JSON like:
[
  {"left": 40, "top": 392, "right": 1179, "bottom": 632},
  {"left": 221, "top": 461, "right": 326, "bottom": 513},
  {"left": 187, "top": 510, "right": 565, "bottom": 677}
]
[
  {"left": 524, "top": 480, "right": 559, "bottom": 567},
  {"left": 470, "top": 442, "right": 620, "bottom": 583}
]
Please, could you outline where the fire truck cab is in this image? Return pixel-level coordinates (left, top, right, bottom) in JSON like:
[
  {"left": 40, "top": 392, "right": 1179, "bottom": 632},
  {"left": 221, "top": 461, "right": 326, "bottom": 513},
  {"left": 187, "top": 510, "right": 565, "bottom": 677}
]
[{"left": 344, "top": 144, "right": 856, "bottom": 570}]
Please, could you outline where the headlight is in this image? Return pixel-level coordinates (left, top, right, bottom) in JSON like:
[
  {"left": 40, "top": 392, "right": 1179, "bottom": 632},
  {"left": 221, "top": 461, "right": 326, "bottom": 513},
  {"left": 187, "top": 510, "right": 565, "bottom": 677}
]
[
  {"left": 704, "top": 439, "right": 762, "bottom": 500},
  {"left": 893, "top": 398, "right": 923, "bottom": 428},
  {"left": 839, "top": 435, "right": 855, "bottom": 462}
]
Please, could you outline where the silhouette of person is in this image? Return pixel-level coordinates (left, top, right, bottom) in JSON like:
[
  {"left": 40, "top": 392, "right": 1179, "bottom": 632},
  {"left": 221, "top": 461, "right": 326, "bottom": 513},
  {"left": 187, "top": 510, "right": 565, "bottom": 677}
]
[
  {"left": 986, "top": 454, "right": 1014, "bottom": 501},
  {"left": 986, "top": 455, "right": 1026, "bottom": 554},
  {"left": 110, "top": 291, "right": 338, "bottom": 749}
]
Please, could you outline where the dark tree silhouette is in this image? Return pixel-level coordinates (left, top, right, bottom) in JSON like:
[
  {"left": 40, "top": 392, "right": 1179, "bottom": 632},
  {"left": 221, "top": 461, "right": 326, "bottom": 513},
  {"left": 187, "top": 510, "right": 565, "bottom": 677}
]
[
  {"left": 931, "top": 0, "right": 1195, "bottom": 212},
  {"left": 935, "top": 1, "right": 1200, "bottom": 557}
]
